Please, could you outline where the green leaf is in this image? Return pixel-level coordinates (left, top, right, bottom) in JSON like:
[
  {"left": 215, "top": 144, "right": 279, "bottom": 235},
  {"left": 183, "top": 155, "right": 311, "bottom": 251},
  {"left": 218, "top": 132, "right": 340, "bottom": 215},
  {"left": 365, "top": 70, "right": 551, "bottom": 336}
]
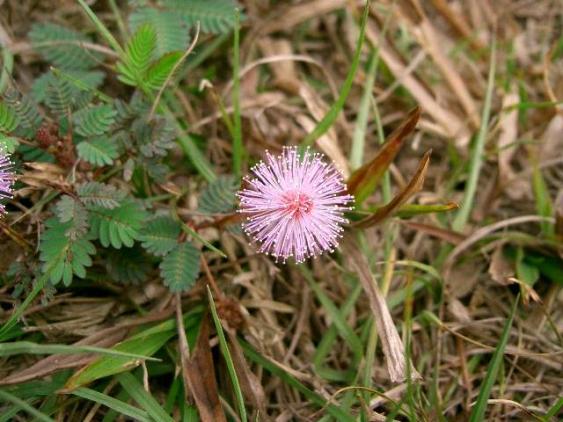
[
  {"left": 28, "top": 22, "right": 102, "bottom": 70},
  {"left": 64, "top": 321, "right": 176, "bottom": 390},
  {"left": 89, "top": 200, "right": 147, "bottom": 249},
  {"left": 106, "top": 246, "right": 151, "bottom": 285},
  {"left": 139, "top": 216, "right": 181, "bottom": 256},
  {"left": 0, "top": 390, "right": 55, "bottom": 422},
  {"left": 39, "top": 218, "right": 96, "bottom": 286},
  {"left": 77, "top": 137, "right": 119, "bottom": 166},
  {"left": 54, "top": 195, "right": 89, "bottom": 239},
  {"left": 0, "top": 133, "right": 19, "bottom": 153},
  {"left": 207, "top": 287, "right": 247, "bottom": 421},
  {"left": 117, "top": 372, "right": 175, "bottom": 422},
  {"left": 44, "top": 77, "right": 75, "bottom": 115},
  {"left": 129, "top": 8, "right": 190, "bottom": 56},
  {"left": 0, "top": 102, "right": 18, "bottom": 132},
  {"left": 515, "top": 247, "right": 540, "bottom": 286},
  {"left": 159, "top": 242, "right": 200, "bottom": 292},
  {"left": 77, "top": 181, "right": 125, "bottom": 209},
  {"left": 116, "top": 24, "right": 157, "bottom": 87},
  {"left": 145, "top": 52, "right": 183, "bottom": 91},
  {"left": 0, "top": 341, "right": 159, "bottom": 361},
  {"left": 32, "top": 70, "right": 104, "bottom": 104},
  {"left": 74, "top": 104, "right": 117, "bottom": 137},
  {"left": 469, "top": 295, "right": 519, "bottom": 422},
  {"left": 72, "top": 388, "right": 150, "bottom": 422},
  {"left": 198, "top": 175, "right": 239, "bottom": 214},
  {"left": 1, "top": 89, "right": 42, "bottom": 133},
  {"left": 166, "top": 0, "right": 241, "bottom": 34}
]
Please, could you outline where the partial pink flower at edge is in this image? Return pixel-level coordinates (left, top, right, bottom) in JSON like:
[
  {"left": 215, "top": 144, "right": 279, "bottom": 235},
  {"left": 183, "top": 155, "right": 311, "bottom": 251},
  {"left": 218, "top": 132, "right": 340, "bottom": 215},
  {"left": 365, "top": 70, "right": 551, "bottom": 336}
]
[{"left": 237, "top": 147, "right": 353, "bottom": 263}]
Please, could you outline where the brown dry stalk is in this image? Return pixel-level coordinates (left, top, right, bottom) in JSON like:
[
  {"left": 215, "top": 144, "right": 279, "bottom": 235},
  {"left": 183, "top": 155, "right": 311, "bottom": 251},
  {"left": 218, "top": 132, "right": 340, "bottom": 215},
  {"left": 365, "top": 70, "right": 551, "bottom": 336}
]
[{"left": 344, "top": 237, "right": 421, "bottom": 382}]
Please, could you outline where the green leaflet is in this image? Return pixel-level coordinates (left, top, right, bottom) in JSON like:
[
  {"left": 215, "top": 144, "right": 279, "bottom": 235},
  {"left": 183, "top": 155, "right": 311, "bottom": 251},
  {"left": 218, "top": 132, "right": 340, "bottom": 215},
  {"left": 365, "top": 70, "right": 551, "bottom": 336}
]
[
  {"left": 139, "top": 216, "right": 182, "bottom": 257},
  {"left": 89, "top": 200, "right": 148, "bottom": 249},
  {"left": 28, "top": 22, "right": 102, "bottom": 70},
  {"left": 159, "top": 242, "right": 201, "bottom": 292},
  {"left": 77, "top": 137, "right": 119, "bottom": 166},
  {"left": 39, "top": 218, "right": 96, "bottom": 286},
  {"left": 73, "top": 104, "right": 117, "bottom": 137}
]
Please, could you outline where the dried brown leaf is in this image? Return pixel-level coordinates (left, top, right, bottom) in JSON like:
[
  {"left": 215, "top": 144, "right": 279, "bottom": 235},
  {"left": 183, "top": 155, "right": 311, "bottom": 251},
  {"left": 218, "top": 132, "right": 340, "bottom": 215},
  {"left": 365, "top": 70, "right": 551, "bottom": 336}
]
[
  {"left": 353, "top": 149, "right": 431, "bottom": 228},
  {"left": 399, "top": 220, "right": 465, "bottom": 245},
  {"left": 184, "top": 315, "right": 227, "bottom": 422},
  {"left": 347, "top": 107, "right": 420, "bottom": 204},
  {"left": 488, "top": 246, "right": 515, "bottom": 285}
]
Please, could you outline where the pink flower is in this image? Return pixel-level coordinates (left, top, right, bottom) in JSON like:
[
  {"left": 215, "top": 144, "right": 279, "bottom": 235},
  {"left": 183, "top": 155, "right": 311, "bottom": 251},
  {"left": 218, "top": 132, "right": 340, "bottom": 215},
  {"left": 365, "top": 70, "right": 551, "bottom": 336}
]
[{"left": 237, "top": 147, "right": 353, "bottom": 263}]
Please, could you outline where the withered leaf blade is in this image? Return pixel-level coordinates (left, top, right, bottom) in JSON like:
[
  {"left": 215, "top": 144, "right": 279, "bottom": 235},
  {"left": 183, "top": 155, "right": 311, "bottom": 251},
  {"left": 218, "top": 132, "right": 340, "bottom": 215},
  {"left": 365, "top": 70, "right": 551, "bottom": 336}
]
[
  {"left": 399, "top": 221, "right": 465, "bottom": 245},
  {"left": 347, "top": 107, "right": 421, "bottom": 204},
  {"left": 185, "top": 315, "right": 227, "bottom": 422},
  {"left": 396, "top": 202, "right": 458, "bottom": 219},
  {"left": 353, "top": 149, "right": 431, "bottom": 229},
  {"left": 343, "top": 238, "right": 421, "bottom": 383}
]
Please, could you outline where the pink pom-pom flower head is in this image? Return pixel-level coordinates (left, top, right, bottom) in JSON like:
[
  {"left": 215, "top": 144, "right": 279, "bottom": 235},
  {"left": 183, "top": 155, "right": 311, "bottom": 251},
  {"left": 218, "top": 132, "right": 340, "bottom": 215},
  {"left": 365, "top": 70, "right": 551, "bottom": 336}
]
[
  {"left": 0, "top": 149, "right": 14, "bottom": 216},
  {"left": 237, "top": 147, "right": 353, "bottom": 263}
]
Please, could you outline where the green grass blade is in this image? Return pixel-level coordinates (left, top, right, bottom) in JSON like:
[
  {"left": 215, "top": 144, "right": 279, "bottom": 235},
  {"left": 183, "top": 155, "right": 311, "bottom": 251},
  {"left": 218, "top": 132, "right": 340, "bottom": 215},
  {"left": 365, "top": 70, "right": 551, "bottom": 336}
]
[
  {"left": 72, "top": 387, "right": 151, "bottom": 422},
  {"left": 300, "top": 1, "right": 370, "bottom": 149},
  {"left": 232, "top": 9, "right": 243, "bottom": 179},
  {"left": 452, "top": 39, "right": 496, "bottom": 231},
  {"left": 76, "top": 0, "right": 124, "bottom": 55},
  {"left": 543, "top": 397, "right": 563, "bottom": 421},
  {"left": 207, "top": 286, "right": 248, "bottom": 422},
  {"left": 0, "top": 390, "right": 55, "bottom": 422},
  {"left": 64, "top": 321, "right": 177, "bottom": 390},
  {"left": 116, "top": 372, "right": 175, "bottom": 422},
  {"left": 240, "top": 339, "right": 355, "bottom": 422},
  {"left": 0, "top": 341, "right": 159, "bottom": 361},
  {"left": 469, "top": 294, "right": 519, "bottom": 422},
  {"left": 350, "top": 48, "right": 379, "bottom": 169}
]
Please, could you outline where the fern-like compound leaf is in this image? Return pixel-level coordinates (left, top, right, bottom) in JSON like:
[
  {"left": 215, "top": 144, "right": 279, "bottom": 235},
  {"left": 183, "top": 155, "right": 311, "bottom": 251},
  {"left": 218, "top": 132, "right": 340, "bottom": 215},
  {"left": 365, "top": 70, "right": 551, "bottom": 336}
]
[
  {"left": 116, "top": 24, "right": 157, "bottom": 87},
  {"left": 139, "top": 216, "right": 182, "bottom": 256},
  {"left": 199, "top": 175, "right": 239, "bottom": 214},
  {"left": 0, "top": 102, "right": 19, "bottom": 133},
  {"left": 89, "top": 200, "right": 148, "bottom": 249},
  {"left": 105, "top": 246, "right": 151, "bottom": 284},
  {"left": 74, "top": 104, "right": 117, "bottom": 137},
  {"left": 40, "top": 218, "right": 96, "bottom": 286},
  {"left": 77, "top": 182, "right": 126, "bottom": 209},
  {"left": 159, "top": 242, "right": 200, "bottom": 292},
  {"left": 77, "top": 137, "right": 119, "bottom": 167},
  {"left": 166, "top": 0, "right": 240, "bottom": 34},
  {"left": 55, "top": 195, "right": 90, "bottom": 240},
  {"left": 145, "top": 52, "right": 183, "bottom": 91},
  {"left": 129, "top": 8, "right": 190, "bottom": 56},
  {"left": 44, "top": 77, "right": 75, "bottom": 115},
  {"left": 29, "top": 23, "right": 102, "bottom": 70},
  {"left": 2, "top": 89, "right": 42, "bottom": 133}
]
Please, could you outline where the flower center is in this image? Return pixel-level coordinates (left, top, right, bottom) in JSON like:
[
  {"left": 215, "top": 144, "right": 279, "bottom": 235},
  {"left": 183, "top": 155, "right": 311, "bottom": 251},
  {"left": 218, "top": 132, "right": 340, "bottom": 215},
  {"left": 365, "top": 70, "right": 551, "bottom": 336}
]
[{"left": 281, "top": 191, "right": 313, "bottom": 219}]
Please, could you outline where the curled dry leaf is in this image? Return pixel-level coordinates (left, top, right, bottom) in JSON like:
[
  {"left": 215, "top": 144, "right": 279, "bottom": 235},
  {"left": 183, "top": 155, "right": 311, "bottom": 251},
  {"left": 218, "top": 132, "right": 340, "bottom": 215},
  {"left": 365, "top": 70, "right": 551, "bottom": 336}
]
[
  {"left": 488, "top": 246, "right": 515, "bottom": 285},
  {"left": 344, "top": 238, "right": 421, "bottom": 383},
  {"left": 347, "top": 107, "right": 421, "bottom": 204},
  {"left": 353, "top": 149, "right": 431, "bottom": 228},
  {"left": 184, "top": 315, "right": 227, "bottom": 422}
]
